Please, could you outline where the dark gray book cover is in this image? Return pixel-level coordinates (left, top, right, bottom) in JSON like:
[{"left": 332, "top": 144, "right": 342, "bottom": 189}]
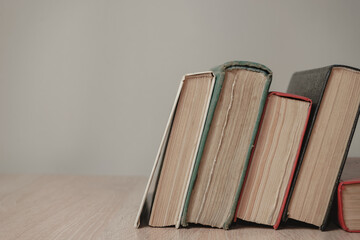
[{"left": 283, "top": 65, "right": 360, "bottom": 230}]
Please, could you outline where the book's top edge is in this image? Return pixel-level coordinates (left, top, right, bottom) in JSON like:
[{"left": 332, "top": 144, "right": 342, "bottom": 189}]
[
  {"left": 269, "top": 91, "right": 312, "bottom": 104},
  {"left": 210, "top": 61, "right": 272, "bottom": 76},
  {"left": 331, "top": 64, "right": 360, "bottom": 72},
  {"left": 184, "top": 71, "right": 214, "bottom": 78},
  {"left": 293, "top": 64, "right": 360, "bottom": 76},
  {"left": 340, "top": 179, "right": 360, "bottom": 186}
]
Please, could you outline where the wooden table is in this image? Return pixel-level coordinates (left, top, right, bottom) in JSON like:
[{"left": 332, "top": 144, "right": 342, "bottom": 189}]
[{"left": 0, "top": 175, "right": 358, "bottom": 240}]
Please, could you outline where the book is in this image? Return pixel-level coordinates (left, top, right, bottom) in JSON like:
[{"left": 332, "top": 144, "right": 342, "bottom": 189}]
[
  {"left": 337, "top": 158, "right": 360, "bottom": 233},
  {"left": 134, "top": 71, "right": 215, "bottom": 228},
  {"left": 235, "top": 92, "right": 312, "bottom": 229},
  {"left": 135, "top": 61, "right": 272, "bottom": 229},
  {"left": 181, "top": 61, "right": 272, "bottom": 229},
  {"left": 283, "top": 65, "right": 360, "bottom": 230}
]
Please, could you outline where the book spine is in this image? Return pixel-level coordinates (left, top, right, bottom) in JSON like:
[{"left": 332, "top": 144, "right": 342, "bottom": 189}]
[
  {"left": 337, "top": 182, "right": 348, "bottom": 231},
  {"left": 233, "top": 91, "right": 272, "bottom": 223}
]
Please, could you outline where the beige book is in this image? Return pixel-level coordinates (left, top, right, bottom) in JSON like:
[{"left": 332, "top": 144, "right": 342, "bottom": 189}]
[
  {"left": 136, "top": 61, "right": 272, "bottom": 229},
  {"left": 286, "top": 66, "right": 360, "bottom": 229},
  {"left": 184, "top": 67, "right": 271, "bottom": 229},
  {"left": 236, "top": 92, "right": 311, "bottom": 229},
  {"left": 134, "top": 72, "right": 215, "bottom": 228}
]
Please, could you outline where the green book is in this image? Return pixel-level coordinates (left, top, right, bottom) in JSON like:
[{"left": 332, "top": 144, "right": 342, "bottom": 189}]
[
  {"left": 135, "top": 61, "right": 272, "bottom": 229},
  {"left": 181, "top": 61, "right": 272, "bottom": 229}
]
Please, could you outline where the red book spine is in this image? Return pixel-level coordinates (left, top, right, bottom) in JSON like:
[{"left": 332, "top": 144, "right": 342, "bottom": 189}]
[{"left": 337, "top": 180, "right": 360, "bottom": 233}]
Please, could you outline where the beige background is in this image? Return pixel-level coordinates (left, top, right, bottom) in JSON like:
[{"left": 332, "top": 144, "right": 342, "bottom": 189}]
[{"left": 0, "top": 0, "right": 359, "bottom": 175}]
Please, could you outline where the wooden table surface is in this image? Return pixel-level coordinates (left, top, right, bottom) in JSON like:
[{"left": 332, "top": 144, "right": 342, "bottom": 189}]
[{"left": 0, "top": 175, "right": 359, "bottom": 240}]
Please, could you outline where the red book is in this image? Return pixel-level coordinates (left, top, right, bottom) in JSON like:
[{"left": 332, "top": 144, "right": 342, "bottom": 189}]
[
  {"left": 235, "top": 92, "right": 312, "bottom": 229},
  {"left": 337, "top": 158, "right": 360, "bottom": 233}
]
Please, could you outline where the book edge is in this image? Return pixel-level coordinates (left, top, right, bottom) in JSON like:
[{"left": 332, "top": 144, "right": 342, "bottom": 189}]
[
  {"left": 337, "top": 180, "right": 360, "bottom": 233},
  {"left": 180, "top": 70, "right": 225, "bottom": 227},
  {"left": 233, "top": 92, "right": 312, "bottom": 229},
  {"left": 134, "top": 78, "right": 184, "bottom": 228},
  {"left": 175, "top": 72, "right": 215, "bottom": 228},
  {"left": 320, "top": 66, "right": 360, "bottom": 230},
  {"left": 223, "top": 66, "right": 272, "bottom": 229},
  {"left": 180, "top": 61, "right": 273, "bottom": 229}
]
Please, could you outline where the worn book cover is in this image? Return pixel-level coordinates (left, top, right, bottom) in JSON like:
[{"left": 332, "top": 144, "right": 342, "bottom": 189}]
[
  {"left": 284, "top": 65, "right": 360, "bottom": 230},
  {"left": 181, "top": 61, "right": 272, "bottom": 229}
]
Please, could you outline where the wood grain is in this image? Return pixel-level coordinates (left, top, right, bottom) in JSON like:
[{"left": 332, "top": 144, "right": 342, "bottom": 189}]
[{"left": 0, "top": 174, "right": 358, "bottom": 240}]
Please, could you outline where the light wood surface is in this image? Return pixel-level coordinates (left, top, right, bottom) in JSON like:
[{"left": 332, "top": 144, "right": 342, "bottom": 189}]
[{"left": 0, "top": 175, "right": 358, "bottom": 240}]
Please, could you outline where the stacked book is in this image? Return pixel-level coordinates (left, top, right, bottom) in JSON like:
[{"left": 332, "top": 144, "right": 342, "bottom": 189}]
[{"left": 135, "top": 61, "right": 360, "bottom": 231}]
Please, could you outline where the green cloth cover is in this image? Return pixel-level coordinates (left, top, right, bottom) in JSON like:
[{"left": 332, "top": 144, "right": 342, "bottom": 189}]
[{"left": 181, "top": 61, "right": 272, "bottom": 229}]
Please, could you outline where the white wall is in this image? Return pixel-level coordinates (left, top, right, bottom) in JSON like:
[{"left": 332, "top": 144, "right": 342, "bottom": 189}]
[{"left": 0, "top": 0, "right": 359, "bottom": 175}]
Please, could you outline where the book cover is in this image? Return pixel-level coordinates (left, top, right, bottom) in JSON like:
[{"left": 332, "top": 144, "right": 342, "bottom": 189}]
[
  {"left": 181, "top": 61, "right": 272, "bottom": 229},
  {"left": 337, "top": 179, "right": 360, "bottom": 233},
  {"left": 283, "top": 65, "right": 360, "bottom": 230}
]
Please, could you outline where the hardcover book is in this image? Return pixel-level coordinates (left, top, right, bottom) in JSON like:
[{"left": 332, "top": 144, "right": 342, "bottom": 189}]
[
  {"left": 235, "top": 92, "right": 312, "bottom": 229},
  {"left": 134, "top": 71, "right": 215, "bottom": 228},
  {"left": 135, "top": 61, "right": 272, "bottom": 229},
  {"left": 284, "top": 65, "right": 360, "bottom": 230},
  {"left": 337, "top": 158, "right": 360, "bottom": 233},
  {"left": 181, "top": 61, "right": 272, "bottom": 229}
]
